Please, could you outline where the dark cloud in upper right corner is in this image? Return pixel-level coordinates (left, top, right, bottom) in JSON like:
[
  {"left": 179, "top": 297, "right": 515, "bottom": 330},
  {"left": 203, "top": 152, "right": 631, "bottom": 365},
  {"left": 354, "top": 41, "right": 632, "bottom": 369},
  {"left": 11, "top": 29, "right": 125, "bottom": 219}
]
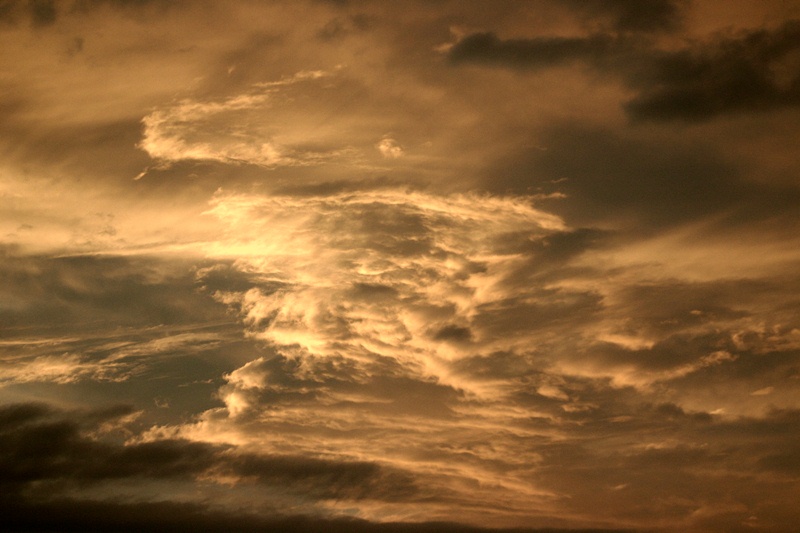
[
  {"left": 448, "top": 16, "right": 800, "bottom": 122},
  {"left": 624, "top": 19, "right": 800, "bottom": 121}
]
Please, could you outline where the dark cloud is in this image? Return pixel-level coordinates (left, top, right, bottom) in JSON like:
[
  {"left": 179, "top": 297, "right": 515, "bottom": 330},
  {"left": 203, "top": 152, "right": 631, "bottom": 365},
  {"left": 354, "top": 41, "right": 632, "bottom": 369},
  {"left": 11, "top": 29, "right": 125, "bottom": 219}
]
[
  {"left": 28, "top": 0, "right": 55, "bottom": 26},
  {"left": 586, "top": 333, "right": 723, "bottom": 371},
  {"left": 0, "top": 403, "right": 214, "bottom": 488},
  {"left": 448, "top": 32, "right": 614, "bottom": 70},
  {"left": 0, "top": 401, "right": 643, "bottom": 532},
  {"left": 0, "top": 117, "right": 154, "bottom": 192},
  {"left": 562, "top": 0, "right": 687, "bottom": 32},
  {"left": 0, "top": 0, "right": 17, "bottom": 24},
  {"left": 449, "top": 19, "right": 800, "bottom": 121},
  {"left": 432, "top": 324, "right": 473, "bottom": 342},
  {"left": 450, "top": 351, "right": 541, "bottom": 381},
  {"left": 195, "top": 262, "right": 266, "bottom": 294},
  {"left": 348, "top": 282, "right": 401, "bottom": 300},
  {"left": 472, "top": 291, "right": 603, "bottom": 339},
  {"left": 611, "top": 280, "right": 753, "bottom": 335},
  {"left": 0, "top": 495, "right": 633, "bottom": 533},
  {"left": 0, "top": 0, "right": 55, "bottom": 26},
  {"left": 527, "top": 228, "right": 606, "bottom": 265},
  {"left": 227, "top": 453, "right": 419, "bottom": 501},
  {"left": 224, "top": 354, "right": 461, "bottom": 420},
  {"left": 0, "top": 402, "right": 421, "bottom": 501},
  {"left": 526, "top": 404, "right": 800, "bottom": 529},
  {"left": 0, "top": 0, "right": 173, "bottom": 28},
  {"left": 626, "top": 20, "right": 800, "bottom": 121}
]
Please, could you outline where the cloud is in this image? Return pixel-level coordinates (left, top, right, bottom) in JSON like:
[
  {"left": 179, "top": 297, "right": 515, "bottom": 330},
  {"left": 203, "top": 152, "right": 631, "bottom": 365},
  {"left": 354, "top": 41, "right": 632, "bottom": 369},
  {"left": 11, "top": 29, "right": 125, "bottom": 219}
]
[
  {"left": 0, "top": 402, "right": 618, "bottom": 532},
  {"left": 377, "top": 137, "right": 404, "bottom": 158},
  {"left": 561, "top": 0, "right": 687, "bottom": 32},
  {"left": 625, "top": 20, "right": 800, "bottom": 121},
  {"left": 0, "top": 495, "right": 633, "bottom": 533},
  {"left": 0, "top": 0, "right": 56, "bottom": 27},
  {"left": 136, "top": 188, "right": 587, "bottom": 523},
  {"left": 447, "top": 19, "right": 800, "bottom": 121},
  {"left": 0, "top": 402, "right": 421, "bottom": 504},
  {"left": 0, "top": 329, "right": 232, "bottom": 387},
  {"left": 200, "top": 189, "right": 564, "bottom": 384},
  {"left": 120, "top": 184, "right": 797, "bottom": 529},
  {"left": 448, "top": 32, "right": 614, "bottom": 70},
  {"left": 28, "top": 0, "right": 56, "bottom": 26},
  {"left": 138, "top": 69, "right": 364, "bottom": 169},
  {"left": 3, "top": 2, "right": 800, "bottom": 530},
  {"left": 0, "top": 0, "right": 179, "bottom": 28}
]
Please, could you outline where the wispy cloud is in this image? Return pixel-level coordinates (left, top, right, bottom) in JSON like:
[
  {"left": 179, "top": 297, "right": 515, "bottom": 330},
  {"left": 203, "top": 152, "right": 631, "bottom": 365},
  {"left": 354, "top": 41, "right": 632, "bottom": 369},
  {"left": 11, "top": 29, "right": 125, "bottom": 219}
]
[
  {"left": 0, "top": 331, "right": 226, "bottom": 385},
  {"left": 138, "top": 69, "right": 359, "bottom": 169}
]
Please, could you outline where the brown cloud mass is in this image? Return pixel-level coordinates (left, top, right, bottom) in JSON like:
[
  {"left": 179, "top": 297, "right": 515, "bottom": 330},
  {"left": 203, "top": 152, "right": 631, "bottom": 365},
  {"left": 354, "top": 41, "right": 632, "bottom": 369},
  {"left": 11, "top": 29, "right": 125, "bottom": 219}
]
[{"left": 1, "top": 1, "right": 799, "bottom": 532}]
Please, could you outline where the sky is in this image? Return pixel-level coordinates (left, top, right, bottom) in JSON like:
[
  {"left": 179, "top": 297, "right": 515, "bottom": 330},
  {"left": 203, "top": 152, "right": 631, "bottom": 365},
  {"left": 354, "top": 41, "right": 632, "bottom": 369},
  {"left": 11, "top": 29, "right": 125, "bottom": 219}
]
[{"left": 1, "top": 1, "right": 800, "bottom": 531}]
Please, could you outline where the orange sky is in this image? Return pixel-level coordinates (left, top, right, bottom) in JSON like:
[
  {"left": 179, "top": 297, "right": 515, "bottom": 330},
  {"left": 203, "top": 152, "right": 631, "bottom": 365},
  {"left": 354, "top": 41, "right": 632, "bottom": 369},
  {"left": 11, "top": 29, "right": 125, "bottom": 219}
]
[{"left": 1, "top": 1, "right": 800, "bottom": 532}]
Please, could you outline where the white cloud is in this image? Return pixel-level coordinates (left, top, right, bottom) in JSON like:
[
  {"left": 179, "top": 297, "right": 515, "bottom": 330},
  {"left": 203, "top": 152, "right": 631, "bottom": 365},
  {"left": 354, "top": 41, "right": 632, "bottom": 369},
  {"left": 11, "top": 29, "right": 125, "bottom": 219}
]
[{"left": 377, "top": 137, "right": 404, "bottom": 158}]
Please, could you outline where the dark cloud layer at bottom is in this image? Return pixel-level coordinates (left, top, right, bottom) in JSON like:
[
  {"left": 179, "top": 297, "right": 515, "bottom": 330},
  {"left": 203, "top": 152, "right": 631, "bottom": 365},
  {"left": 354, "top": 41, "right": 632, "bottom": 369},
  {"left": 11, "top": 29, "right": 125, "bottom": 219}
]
[
  {"left": 0, "top": 497, "right": 630, "bottom": 533},
  {"left": 0, "top": 401, "right": 630, "bottom": 532}
]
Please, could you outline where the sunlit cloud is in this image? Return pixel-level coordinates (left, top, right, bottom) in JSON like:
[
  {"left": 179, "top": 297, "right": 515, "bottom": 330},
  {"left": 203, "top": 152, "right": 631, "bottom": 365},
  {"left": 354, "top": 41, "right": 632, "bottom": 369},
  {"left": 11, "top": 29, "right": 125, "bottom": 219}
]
[
  {"left": 200, "top": 188, "right": 565, "bottom": 392},
  {"left": 138, "top": 69, "right": 361, "bottom": 169},
  {"left": 377, "top": 137, "right": 404, "bottom": 158}
]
